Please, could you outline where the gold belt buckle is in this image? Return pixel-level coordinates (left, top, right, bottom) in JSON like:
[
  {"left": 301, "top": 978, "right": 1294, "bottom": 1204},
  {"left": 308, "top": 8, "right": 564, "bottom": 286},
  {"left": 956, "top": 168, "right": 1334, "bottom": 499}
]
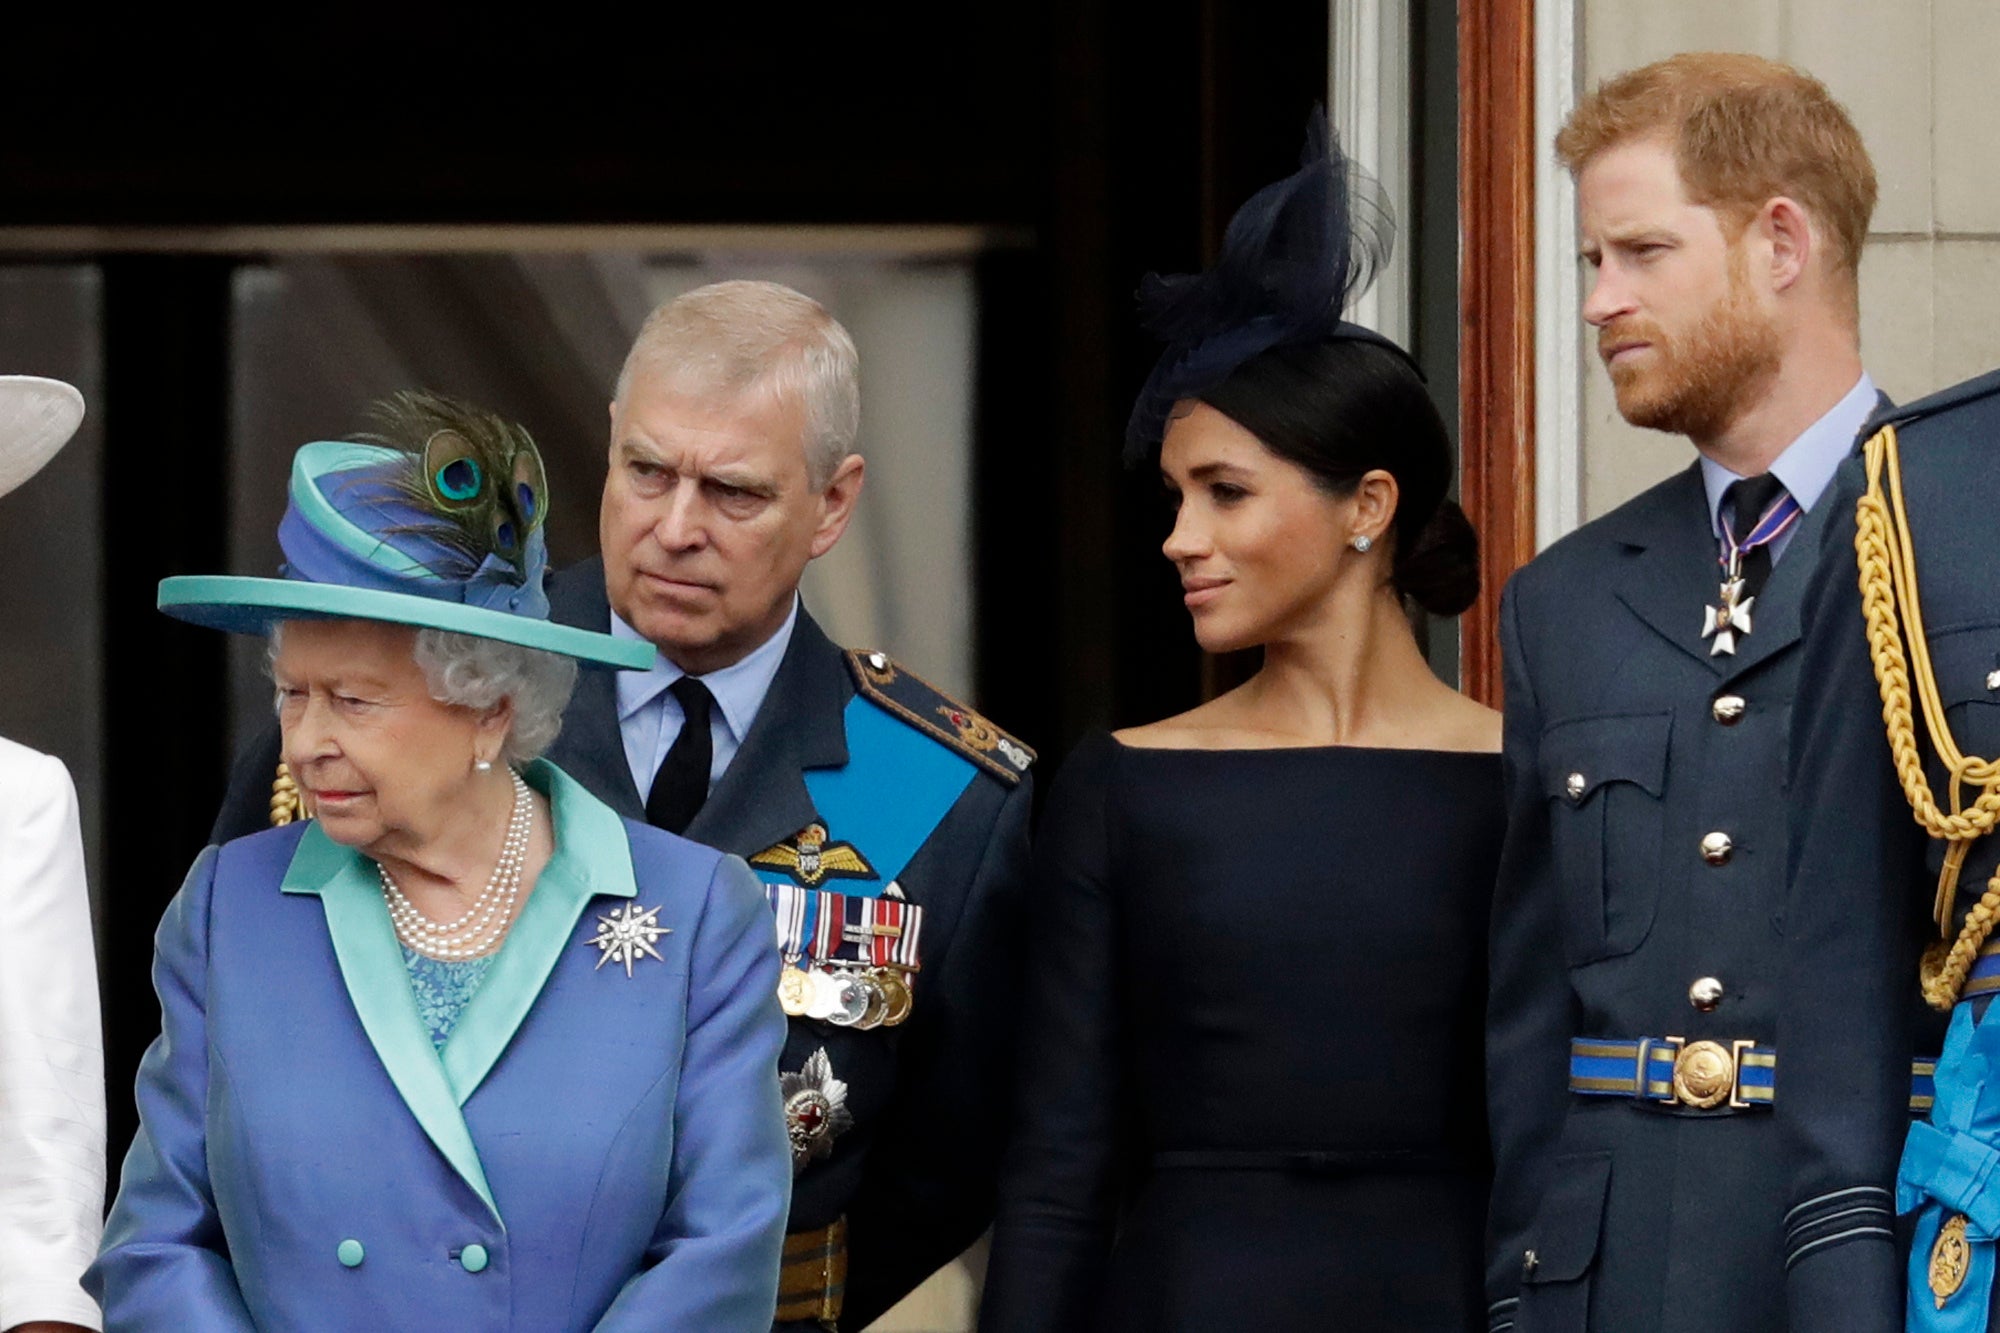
[{"left": 1665, "top": 1035, "right": 1737, "bottom": 1109}]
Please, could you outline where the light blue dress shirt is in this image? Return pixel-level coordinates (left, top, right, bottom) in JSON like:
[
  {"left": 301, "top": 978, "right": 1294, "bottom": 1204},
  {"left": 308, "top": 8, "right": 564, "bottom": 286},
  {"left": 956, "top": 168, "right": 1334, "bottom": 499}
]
[
  {"left": 1700, "top": 372, "right": 1877, "bottom": 565},
  {"left": 610, "top": 596, "right": 799, "bottom": 803}
]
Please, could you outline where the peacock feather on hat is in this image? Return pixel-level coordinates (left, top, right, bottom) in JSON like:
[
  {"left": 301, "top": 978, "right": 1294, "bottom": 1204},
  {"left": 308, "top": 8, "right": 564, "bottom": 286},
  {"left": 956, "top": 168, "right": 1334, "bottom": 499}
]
[{"left": 351, "top": 390, "right": 551, "bottom": 585}]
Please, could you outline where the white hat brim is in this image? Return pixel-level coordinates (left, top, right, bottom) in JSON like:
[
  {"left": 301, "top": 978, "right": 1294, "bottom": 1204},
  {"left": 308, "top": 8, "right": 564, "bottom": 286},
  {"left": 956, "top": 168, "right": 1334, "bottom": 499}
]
[{"left": 0, "top": 376, "right": 84, "bottom": 500}]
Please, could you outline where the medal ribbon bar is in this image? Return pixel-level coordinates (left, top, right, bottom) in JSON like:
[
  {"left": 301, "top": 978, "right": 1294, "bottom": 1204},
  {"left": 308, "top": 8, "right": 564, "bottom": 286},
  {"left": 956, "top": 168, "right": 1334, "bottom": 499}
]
[{"left": 768, "top": 884, "right": 926, "bottom": 971}]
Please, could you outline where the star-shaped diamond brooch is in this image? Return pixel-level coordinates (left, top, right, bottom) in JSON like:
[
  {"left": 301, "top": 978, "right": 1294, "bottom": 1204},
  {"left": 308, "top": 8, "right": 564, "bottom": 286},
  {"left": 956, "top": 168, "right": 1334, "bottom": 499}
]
[{"left": 587, "top": 902, "right": 671, "bottom": 977}]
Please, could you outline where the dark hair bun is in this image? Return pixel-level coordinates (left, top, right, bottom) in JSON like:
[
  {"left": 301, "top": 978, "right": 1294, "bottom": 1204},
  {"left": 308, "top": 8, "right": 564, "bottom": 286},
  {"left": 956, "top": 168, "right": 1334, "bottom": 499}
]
[{"left": 1394, "top": 498, "right": 1480, "bottom": 617}]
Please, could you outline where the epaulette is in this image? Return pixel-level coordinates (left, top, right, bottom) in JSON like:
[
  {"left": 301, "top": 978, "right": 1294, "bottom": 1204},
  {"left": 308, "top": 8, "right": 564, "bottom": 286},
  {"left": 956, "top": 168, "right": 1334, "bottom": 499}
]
[
  {"left": 1870, "top": 366, "right": 2000, "bottom": 433},
  {"left": 844, "top": 650, "right": 1034, "bottom": 784}
]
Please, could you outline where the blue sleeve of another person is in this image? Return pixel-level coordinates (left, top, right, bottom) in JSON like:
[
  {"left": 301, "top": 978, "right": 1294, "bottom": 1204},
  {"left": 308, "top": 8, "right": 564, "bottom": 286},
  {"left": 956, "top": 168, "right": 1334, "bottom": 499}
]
[{"left": 593, "top": 853, "right": 791, "bottom": 1332}]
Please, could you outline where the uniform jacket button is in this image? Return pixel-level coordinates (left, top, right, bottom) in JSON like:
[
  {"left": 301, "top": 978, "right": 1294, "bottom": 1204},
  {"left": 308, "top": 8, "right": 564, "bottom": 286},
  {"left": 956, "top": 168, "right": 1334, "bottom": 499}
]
[
  {"left": 337, "top": 1238, "right": 364, "bottom": 1268},
  {"left": 1689, "top": 976, "right": 1724, "bottom": 1011},
  {"left": 459, "top": 1243, "right": 489, "bottom": 1273},
  {"left": 1565, "top": 771, "right": 1587, "bottom": 801},
  {"left": 1701, "top": 831, "right": 1734, "bottom": 865},
  {"left": 1712, "top": 694, "right": 1746, "bottom": 724}
]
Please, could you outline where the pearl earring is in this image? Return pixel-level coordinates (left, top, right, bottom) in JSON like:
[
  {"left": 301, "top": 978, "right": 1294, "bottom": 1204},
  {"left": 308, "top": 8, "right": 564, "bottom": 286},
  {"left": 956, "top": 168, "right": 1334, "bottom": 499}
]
[
  {"left": 1351, "top": 535, "right": 1373, "bottom": 553},
  {"left": 475, "top": 759, "right": 494, "bottom": 773}
]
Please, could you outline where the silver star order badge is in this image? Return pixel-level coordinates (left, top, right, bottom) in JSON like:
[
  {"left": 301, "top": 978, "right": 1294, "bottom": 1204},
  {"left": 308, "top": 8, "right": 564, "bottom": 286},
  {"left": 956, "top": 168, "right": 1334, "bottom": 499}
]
[
  {"left": 1702, "top": 576, "right": 1755, "bottom": 657},
  {"left": 780, "top": 1048, "right": 853, "bottom": 1174},
  {"left": 588, "top": 902, "right": 671, "bottom": 977}
]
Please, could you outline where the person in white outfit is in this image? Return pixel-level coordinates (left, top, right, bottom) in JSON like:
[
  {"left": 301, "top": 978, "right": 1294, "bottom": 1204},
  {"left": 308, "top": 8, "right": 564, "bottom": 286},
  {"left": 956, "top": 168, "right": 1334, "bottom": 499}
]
[{"left": 0, "top": 376, "right": 104, "bottom": 1333}]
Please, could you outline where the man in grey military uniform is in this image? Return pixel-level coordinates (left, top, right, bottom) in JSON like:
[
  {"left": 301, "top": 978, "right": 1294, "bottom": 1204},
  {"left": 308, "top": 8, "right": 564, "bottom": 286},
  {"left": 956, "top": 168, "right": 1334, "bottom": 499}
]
[
  {"left": 1484, "top": 54, "right": 1883, "bottom": 1333},
  {"left": 1774, "top": 368, "right": 2000, "bottom": 1333},
  {"left": 212, "top": 281, "right": 1034, "bottom": 1331}
]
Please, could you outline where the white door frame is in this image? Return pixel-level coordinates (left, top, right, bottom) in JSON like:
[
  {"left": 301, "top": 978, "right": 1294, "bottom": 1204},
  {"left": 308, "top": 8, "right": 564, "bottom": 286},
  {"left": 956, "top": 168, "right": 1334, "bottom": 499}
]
[
  {"left": 1534, "top": 0, "right": 1584, "bottom": 548},
  {"left": 1330, "top": 0, "right": 1413, "bottom": 350},
  {"left": 1332, "top": 0, "right": 1581, "bottom": 548}
]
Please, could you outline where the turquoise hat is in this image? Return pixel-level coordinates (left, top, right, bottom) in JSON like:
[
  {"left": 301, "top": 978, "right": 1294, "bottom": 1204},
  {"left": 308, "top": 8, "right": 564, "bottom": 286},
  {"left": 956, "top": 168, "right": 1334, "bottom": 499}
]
[{"left": 158, "top": 400, "right": 651, "bottom": 670}]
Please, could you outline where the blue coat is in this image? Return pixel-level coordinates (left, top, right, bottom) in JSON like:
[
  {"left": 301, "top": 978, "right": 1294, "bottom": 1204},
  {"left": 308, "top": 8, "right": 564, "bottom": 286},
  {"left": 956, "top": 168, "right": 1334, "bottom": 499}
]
[
  {"left": 206, "top": 581, "right": 1038, "bottom": 1331},
  {"left": 1487, "top": 460, "right": 1860, "bottom": 1333},
  {"left": 1775, "top": 371, "right": 2000, "bottom": 1332},
  {"left": 87, "top": 761, "right": 791, "bottom": 1331}
]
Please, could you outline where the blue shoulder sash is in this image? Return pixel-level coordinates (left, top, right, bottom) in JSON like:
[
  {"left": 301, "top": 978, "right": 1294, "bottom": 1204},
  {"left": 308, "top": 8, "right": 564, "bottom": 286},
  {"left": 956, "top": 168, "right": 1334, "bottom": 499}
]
[{"left": 747, "top": 692, "right": 976, "bottom": 898}]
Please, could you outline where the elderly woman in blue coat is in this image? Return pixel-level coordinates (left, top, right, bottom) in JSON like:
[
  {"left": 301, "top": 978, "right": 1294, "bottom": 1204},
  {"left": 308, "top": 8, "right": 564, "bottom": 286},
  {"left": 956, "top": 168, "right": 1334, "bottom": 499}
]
[{"left": 86, "top": 394, "right": 791, "bottom": 1331}]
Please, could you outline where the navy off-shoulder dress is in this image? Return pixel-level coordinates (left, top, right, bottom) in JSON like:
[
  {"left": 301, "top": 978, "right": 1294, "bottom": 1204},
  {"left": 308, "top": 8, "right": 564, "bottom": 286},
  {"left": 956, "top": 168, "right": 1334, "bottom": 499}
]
[{"left": 982, "top": 730, "right": 1503, "bottom": 1332}]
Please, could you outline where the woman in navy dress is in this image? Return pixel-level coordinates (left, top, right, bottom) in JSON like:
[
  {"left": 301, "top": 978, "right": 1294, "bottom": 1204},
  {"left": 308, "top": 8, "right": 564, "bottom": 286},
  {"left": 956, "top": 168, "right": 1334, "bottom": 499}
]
[{"left": 980, "top": 121, "right": 1503, "bottom": 1333}]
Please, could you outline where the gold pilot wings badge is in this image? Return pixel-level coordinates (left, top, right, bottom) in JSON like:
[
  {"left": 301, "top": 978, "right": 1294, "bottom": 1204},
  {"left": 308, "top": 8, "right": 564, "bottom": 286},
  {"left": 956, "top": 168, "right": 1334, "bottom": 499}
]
[{"left": 751, "top": 822, "right": 877, "bottom": 888}]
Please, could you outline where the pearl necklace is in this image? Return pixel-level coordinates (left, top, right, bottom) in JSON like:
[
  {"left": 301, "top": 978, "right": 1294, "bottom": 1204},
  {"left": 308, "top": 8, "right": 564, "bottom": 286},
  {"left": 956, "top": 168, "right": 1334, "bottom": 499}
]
[{"left": 379, "top": 767, "right": 532, "bottom": 960}]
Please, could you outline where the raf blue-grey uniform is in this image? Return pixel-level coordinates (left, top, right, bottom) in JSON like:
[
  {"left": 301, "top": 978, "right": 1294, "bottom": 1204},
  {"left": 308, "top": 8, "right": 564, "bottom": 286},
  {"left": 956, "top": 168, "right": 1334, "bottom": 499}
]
[
  {"left": 1485, "top": 377, "right": 1881, "bottom": 1333},
  {"left": 212, "top": 557, "right": 1035, "bottom": 1331},
  {"left": 1776, "top": 370, "right": 2000, "bottom": 1333}
]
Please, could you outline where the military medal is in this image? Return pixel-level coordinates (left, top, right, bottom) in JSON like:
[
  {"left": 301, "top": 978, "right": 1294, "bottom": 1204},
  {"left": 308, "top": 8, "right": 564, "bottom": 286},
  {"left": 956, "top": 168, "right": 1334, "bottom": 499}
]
[
  {"left": 822, "top": 970, "right": 872, "bottom": 1027},
  {"left": 835, "top": 971, "right": 887, "bottom": 1030},
  {"left": 1931, "top": 1212, "right": 1972, "bottom": 1309},
  {"left": 1701, "top": 486, "right": 1801, "bottom": 656},
  {"left": 771, "top": 886, "right": 815, "bottom": 1014},
  {"left": 586, "top": 902, "right": 671, "bottom": 977},
  {"left": 763, "top": 880, "right": 925, "bottom": 1027},
  {"left": 780, "top": 1048, "right": 854, "bottom": 1174},
  {"left": 803, "top": 967, "right": 842, "bottom": 1021},
  {"left": 1701, "top": 574, "right": 1755, "bottom": 657},
  {"left": 873, "top": 968, "right": 914, "bottom": 1025},
  {"left": 777, "top": 966, "right": 815, "bottom": 1017}
]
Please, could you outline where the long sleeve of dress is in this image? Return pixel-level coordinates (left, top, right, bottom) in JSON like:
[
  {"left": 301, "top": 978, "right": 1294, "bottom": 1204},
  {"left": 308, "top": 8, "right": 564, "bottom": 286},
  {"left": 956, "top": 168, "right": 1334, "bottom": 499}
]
[
  {"left": 980, "top": 733, "right": 1123, "bottom": 1333},
  {"left": 85, "top": 846, "right": 257, "bottom": 1330},
  {"left": 0, "top": 742, "right": 105, "bottom": 1331}
]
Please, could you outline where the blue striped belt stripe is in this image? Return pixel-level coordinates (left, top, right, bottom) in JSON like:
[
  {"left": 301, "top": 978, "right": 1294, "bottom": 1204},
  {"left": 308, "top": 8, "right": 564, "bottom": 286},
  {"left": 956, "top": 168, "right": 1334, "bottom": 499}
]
[
  {"left": 1570, "top": 1038, "right": 1934, "bottom": 1113},
  {"left": 1962, "top": 940, "right": 2000, "bottom": 999}
]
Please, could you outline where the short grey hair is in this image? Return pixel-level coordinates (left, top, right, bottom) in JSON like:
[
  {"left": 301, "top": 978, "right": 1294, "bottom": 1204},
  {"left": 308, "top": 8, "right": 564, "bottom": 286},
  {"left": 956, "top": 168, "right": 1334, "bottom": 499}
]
[
  {"left": 269, "top": 624, "right": 579, "bottom": 765},
  {"left": 614, "top": 279, "right": 861, "bottom": 487}
]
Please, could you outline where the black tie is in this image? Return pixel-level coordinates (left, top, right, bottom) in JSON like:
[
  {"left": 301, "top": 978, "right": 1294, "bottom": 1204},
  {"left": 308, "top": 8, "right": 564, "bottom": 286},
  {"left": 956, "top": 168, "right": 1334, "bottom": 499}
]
[
  {"left": 1722, "top": 473, "right": 1789, "bottom": 606},
  {"left": 645, "top": 676, "right": 715, "bottom": 835}
]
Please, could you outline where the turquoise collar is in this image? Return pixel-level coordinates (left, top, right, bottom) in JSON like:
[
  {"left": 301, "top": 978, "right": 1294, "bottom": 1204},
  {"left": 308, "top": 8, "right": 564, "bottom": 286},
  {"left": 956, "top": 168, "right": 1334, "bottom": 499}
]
[{"left": 279, "top": 759, "right": 635, "bottom": 1221}]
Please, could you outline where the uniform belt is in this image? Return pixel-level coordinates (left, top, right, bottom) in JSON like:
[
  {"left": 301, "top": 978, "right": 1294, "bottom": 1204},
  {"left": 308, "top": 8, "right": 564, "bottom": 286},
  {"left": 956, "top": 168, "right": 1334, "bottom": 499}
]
[
  {"left": 1569, "top": 1037, "right": 1937, "bottom": 1114},
  {"left": 776, "top": 1216, "right": 846, "bottom": 1328},
  {"left": 1569, "top": 1036, "right": 1775, "bottom": 1109}
]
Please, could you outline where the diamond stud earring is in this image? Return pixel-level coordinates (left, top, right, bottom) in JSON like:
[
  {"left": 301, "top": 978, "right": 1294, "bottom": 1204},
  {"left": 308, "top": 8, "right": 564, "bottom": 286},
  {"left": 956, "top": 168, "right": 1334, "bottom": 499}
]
[{"left": 1351, "top": 535, "right": 1373, "bottom": 553}]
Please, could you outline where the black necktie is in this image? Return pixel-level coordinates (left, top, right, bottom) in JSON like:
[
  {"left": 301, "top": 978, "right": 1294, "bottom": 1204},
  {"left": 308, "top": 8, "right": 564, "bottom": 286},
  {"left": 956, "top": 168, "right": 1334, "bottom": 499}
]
[
  {"left": 1722, "top": 473, "right": 1789, "bottom": 606},
  {"left": 645, "top": 676, "right": 715, "bottom": 835}
]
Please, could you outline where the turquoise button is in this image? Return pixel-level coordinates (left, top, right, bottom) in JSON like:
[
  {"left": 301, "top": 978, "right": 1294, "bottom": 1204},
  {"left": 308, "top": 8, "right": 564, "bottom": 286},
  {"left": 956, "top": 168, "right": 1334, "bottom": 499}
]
[
  {"left": 336, "top": 1239, "right": 364, "bottom": 1268},
  {"left": 459, "top": 1243, "right": 489, "bottom": 1273}
]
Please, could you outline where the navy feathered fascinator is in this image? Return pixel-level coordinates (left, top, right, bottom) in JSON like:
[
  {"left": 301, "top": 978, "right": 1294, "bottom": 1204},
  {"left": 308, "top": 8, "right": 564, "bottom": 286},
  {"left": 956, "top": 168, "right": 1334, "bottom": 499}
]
[{"left": 1124, "top": 110, "right": 1406, "bottom": 462}]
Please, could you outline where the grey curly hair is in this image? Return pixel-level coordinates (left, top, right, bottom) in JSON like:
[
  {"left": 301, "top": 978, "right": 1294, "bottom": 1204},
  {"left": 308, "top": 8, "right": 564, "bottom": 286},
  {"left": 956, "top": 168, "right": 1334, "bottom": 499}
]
[
  {"left": 412, "top": 630, "right": 578, "bottom": 764},
  {"left": 270, "top": 624, "right": 578, "bottom": 765}
]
